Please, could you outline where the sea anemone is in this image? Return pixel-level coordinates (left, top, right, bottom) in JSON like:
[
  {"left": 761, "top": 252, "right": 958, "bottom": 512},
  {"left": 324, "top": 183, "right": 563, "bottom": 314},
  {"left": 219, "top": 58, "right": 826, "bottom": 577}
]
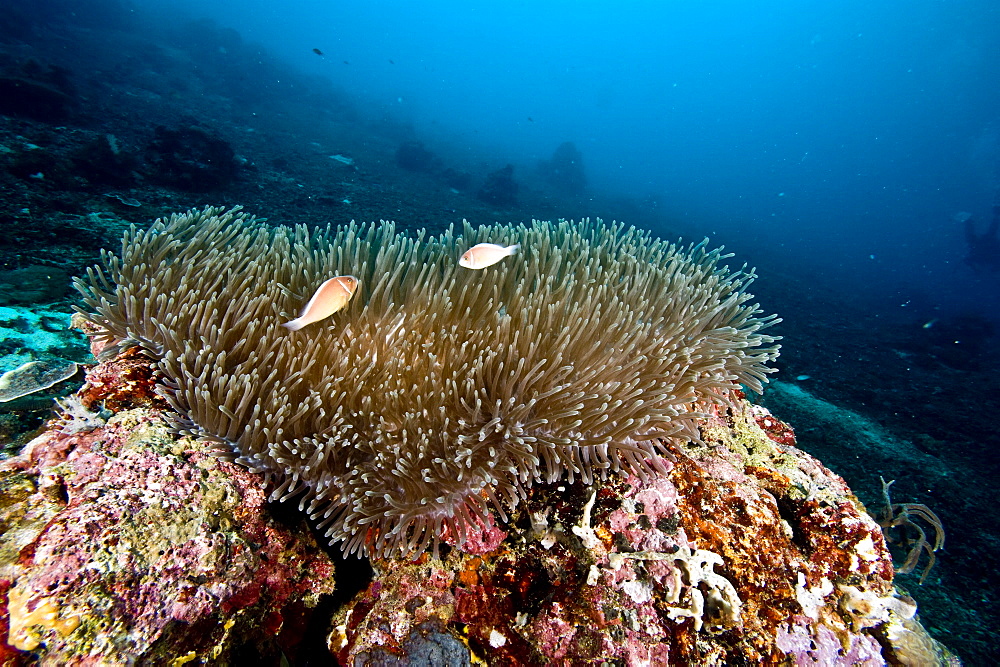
[{"left": 75, "top": 206, "right": 780, "bottom": 559}]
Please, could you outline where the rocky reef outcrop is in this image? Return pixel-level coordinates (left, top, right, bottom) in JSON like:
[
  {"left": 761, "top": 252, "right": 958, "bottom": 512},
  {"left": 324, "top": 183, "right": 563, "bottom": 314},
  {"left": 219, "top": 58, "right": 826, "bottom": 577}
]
[
  {"left": 0, "top": 339, "right": 958, "bottom": 664},
  {"left": 476, "top": 164, "right": 518, "bottom": 207},
  {"left": 333, "top": 400, "right": 955, "bottom": 665},
  {"left": 0, "top": 345, "right": 336, "bottom": 664}
]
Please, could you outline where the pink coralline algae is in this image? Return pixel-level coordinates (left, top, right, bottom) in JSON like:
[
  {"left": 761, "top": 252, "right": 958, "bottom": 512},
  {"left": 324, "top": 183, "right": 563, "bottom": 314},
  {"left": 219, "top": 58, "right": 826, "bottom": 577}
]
[
  {"left": 0, "top": 345, "right": 960, "bottom": 665},
  {"left": 0, "top": 352, "right": 336, "bottom": 664},
  {"left": 333, "top": 403, "right": 959, "bottom": 666}
]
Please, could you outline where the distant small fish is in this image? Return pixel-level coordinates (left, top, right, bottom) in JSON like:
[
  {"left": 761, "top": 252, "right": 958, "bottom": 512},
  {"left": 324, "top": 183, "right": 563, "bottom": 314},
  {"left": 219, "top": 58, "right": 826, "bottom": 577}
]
[
  {"left": 343, "top": 60, "right": 350, "bottom": 65},
  {"left": 312, "top": 48, "right": 324, "bottom": 56},
  {"left": 389, "top": 59, "right": 395, "bottom": 64},
  {"left": 527, "top": 116, "right": 534, "bottom": 122},
  {"left": 922, "top": 318, "right": 938, "bottom": 329},
  {"left": 282, "top": 275, "right": 358, "bottom": 331},
  {"left": 459, "top": 243, "right": 520, "bottom": 270}
]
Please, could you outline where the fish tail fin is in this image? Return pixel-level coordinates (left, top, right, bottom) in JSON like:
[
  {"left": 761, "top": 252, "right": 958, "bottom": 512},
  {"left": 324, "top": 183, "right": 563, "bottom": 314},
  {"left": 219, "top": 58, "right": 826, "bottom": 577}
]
[
  {"left": 508, "top": 243, "right": 521, "bottom": 255},
  {"left": 281, "top": 318, "right": 306, "bottom": 332}
]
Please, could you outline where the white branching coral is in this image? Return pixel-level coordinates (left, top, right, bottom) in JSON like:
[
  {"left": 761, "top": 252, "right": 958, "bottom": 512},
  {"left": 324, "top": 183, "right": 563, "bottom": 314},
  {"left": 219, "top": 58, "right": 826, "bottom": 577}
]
[{"left": 74, "top": 206, "right": 780, "bottom": 559}]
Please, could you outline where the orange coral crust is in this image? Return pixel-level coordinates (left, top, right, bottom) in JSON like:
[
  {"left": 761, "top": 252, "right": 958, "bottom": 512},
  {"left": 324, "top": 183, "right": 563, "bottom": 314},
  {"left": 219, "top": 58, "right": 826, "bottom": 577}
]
[{"left": 334, "top": 403, "right": 903, "bottom": 665}]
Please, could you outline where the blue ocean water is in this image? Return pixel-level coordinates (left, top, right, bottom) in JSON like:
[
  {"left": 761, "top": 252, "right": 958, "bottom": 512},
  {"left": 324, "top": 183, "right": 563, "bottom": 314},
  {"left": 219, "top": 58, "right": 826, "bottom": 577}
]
[
  {"left": 161, "top": 0, "right": 1000, "bottom": 321},
  {"left": 1, "top": 0, "right": 998, "bottom": 662}
]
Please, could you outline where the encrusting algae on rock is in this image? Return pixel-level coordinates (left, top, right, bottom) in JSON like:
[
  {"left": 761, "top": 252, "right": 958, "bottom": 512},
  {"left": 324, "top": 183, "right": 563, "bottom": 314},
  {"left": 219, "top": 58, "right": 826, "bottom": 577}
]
[
  {"left": 0, "top": 342, "right": 337, "bottom": 664},
  {"left": 329, "top": 395, "right": 958, "bottom": 664},
  {"left": 5, "top": 585, "right": 81, "bottom": 652}
]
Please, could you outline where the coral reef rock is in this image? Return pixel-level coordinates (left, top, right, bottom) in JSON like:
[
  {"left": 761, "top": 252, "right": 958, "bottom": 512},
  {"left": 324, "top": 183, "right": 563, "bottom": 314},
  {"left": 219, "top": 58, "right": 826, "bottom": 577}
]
[
  {"left": 540, "top": 141, "right": 587, "bottom": 195},
  {"left": 145, "top": 125, "right": 237, "bottom": 192},
  {"left": 476, "top": 164, "right": 518, "bottom": 206},
  {"left": 0, "top": 350, "right": 336, "bottom": 664},
  {"left": 334, "top": 401, "right": 958, "bottom": 666},
  {"left": 0, "top": 350, "right": 958, "bottom": 665}
]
